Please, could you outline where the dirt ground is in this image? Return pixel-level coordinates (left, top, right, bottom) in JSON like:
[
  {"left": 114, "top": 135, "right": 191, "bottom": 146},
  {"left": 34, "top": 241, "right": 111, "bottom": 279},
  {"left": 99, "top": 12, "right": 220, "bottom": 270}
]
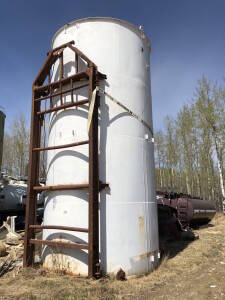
[{"left": 0, "top": 214, "right": 225, "bottom": 300}]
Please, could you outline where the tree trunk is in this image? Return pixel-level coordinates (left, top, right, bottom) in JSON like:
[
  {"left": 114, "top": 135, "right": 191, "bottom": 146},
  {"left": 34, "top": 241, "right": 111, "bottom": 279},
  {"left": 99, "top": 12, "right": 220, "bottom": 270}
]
[{"left": 213, "top": 132, "right": 225, "bottom": 212}]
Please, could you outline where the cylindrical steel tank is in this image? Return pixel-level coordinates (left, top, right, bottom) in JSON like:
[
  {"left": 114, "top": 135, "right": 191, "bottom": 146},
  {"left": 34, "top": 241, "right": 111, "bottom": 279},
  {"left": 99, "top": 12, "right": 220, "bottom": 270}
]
[
  {"left": 42, "top": 17, "right": 159, "bottom": 276},
  {"left": 0, "top": 111, "right": 6, "bottom": 172},
  {"left": 0, "top": 179, "right": 27, "bottom": 212},
  {"left": 187, "top": 198, "right": 216, "bottom": 226},
  {"left": 157, "top": 192, "right": 216, "bottom": 228}
]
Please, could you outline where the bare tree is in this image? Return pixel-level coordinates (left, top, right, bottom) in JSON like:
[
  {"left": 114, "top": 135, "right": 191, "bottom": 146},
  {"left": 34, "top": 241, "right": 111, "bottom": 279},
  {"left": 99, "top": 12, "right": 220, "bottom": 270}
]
[
  {"left": 154, "top": 76, "right": 225, "bottom": 211},
  {"left": 2, "top": 113, "right": 29, "bottom": 178},
  {"left": 196, "top": 77, "right": 225, "bottom": 211}
]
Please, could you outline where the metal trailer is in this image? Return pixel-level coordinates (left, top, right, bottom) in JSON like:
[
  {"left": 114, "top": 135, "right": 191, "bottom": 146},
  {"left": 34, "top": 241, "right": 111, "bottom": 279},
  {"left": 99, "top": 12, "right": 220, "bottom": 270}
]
[
  {"left": 157, "top": 192, "right": 216, "bottom": 229},
  {"left": 0, "top": 175, "right": 45, "bottom": 228},
  {"left": 157, "top": 203, "right": 182, "bottom": 239}
]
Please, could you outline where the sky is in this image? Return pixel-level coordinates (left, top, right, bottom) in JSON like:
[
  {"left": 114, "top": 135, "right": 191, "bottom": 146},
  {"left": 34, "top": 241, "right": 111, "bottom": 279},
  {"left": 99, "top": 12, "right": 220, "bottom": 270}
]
[{"left": 0, "top": 0, "right": 224, "bottom": 131}]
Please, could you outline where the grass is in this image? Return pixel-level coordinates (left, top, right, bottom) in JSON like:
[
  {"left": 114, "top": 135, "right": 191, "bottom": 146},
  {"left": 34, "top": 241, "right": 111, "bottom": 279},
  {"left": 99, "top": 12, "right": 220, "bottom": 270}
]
[{"left": 0, "top": 213, "right": 225, "bottom": 299}]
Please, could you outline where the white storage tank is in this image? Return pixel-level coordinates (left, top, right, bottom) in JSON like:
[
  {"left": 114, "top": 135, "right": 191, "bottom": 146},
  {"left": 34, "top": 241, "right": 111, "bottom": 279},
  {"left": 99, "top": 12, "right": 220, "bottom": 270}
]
[{"left": 42, "top": 17, "right": 159, "bottom": 276}]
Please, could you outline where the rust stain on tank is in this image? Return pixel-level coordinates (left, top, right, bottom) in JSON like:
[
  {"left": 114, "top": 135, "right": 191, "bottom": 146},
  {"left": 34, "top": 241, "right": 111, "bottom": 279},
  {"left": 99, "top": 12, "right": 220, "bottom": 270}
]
[{"left": 138, "top": 216, "right": 144, "bottom": 244}]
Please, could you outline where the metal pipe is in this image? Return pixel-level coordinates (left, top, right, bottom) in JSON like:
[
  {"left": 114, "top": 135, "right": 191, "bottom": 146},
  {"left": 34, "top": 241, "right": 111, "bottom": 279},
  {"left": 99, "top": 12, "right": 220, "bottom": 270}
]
[
  {"left": 29, "top": 225, "right": 88, "bottom": 233},
  {"left": 33, "top": 183, "right": 89, "bottom": 192},
  {"left": 37, "top": 99, "right": 89, "bottom": 115},
  {"left": 0, "top": 111, "right": 6, "bottom": 172},
  {"left": 30, "top": 239, "right": 89, "bottom": 250},
  {"left": 33, "top": 140, "right": 89, "bottom": 152}
]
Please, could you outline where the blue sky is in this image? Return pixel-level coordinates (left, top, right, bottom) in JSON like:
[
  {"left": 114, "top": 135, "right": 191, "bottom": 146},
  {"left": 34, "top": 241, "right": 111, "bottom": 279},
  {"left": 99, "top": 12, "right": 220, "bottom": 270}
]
[{"left": 0, "top": 0, "right": 224, "bottom": 131}]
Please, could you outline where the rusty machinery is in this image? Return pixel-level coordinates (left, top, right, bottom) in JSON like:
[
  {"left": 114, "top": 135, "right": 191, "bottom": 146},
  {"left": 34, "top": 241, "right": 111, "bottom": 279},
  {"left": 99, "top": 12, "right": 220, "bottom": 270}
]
[{"left": 157, "top": 191, "right": 216, "bottom": 230}]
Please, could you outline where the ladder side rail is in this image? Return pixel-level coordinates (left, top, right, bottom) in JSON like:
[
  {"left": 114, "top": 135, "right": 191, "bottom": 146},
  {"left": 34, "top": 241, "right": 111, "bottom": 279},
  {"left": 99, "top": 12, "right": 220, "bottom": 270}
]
[
  {"left": 23, "top": 87, "right": 41, "bottom": 267},
  {"left": 88, "top": 65, "right": 100, "bottom": 278}
]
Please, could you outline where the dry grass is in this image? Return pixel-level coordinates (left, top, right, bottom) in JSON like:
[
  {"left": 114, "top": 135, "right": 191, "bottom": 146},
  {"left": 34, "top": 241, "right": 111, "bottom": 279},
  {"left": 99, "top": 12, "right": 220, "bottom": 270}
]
[{"left": 0, "top": 214, "right": 225, "bottom": 299}]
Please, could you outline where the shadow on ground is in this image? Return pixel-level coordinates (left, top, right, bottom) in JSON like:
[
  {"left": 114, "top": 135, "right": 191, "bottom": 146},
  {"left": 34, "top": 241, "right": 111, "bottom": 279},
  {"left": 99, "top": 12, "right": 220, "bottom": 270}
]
[{"left": 159, "top": 222, "right": 215, "bottom": 261}]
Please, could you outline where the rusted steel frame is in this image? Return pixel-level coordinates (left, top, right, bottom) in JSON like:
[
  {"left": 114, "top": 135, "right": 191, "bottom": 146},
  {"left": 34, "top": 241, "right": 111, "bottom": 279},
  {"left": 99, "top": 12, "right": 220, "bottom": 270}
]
[
  {"left": 38, "top": 114, "right": 44, "bottom": 177},
  {"left": 75, "top": 53, "right": 78, "bottom": 73},
  {"left": 23, "top": 87, "right": 41, "bottom": 267},
  {"left": 68, "top": 44, "right": 96, "bottom": 67},
  {"left": 29, "top": 225, "right": 88, "bottom": 233},
  {"left": 47, "top": 40, "right": 74, "bottom": 55},
  {"left": 70, "top": 79, "right": 74, "bottom": 102},
  {"left": 29, "top": 239, "right": 89, "bottom": 250},
  {"left": 33, "top": 140, "right": 89, "bottom": 152},
  {"left": 48, "top": 73, "right": 53, "bottom": 108},
  {"left": 24, "top": 44, "right": 104, "bottom": 273},
  {"left": 88, "top": 65, "right": 99, "bottom": 278},
  {"left": 33, "top": 183, "right": 89, "bottom": 192},
  {"left": 59, "top": 82, "right": 63, "bottom": 105},
  {"left": 59, "top": 53, "right": 63, "bottom": 105},
  {"left": 34, "top": 52, "right": 59, "bottom": 86},
  {"left": 37, "top": 99, "right": 89, "bottom": 115},
  {"left": 34, "top": 70, "right": 89, "bottom": 93},
  {"left": 34, "top": 83, "right": 89, "bottom": 102}
]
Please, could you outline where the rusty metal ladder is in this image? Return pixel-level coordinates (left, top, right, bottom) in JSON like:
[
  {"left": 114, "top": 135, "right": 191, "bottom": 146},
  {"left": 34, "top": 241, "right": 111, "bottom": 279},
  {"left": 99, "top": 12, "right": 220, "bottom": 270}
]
[{"left": 23, "top": 41, "right": 107, "bottom": 278}]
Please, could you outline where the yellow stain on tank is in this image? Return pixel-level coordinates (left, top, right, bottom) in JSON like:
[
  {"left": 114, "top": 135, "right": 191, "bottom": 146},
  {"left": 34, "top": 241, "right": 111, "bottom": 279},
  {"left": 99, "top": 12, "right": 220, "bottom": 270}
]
[{"left": 138, "top": 216, "right": 145, "bottom": 244}]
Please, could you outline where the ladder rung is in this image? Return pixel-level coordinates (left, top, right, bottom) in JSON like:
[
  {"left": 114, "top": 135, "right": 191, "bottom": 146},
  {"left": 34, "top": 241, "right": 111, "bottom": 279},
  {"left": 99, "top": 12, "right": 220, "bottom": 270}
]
[
  {"left": 34, "top": 83, "right": 89, "bottom": 102},
  {"left": 33, "top": 140, "right": 89, "bottom": 152},
  {"left": 37, "top": 99, "right": 89, "bottom": 115},
  {"left": 34, "top": 70, "right": 89, "bottom": 93},
  {"left": 33, "top": 183, "right": 89, "bottom": 192},
  {"left": 29, "top": 239, "right": 89, "bottom": 250},
  {"left": 29, "top": 225, "right": 88, "bottom": 233}
]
